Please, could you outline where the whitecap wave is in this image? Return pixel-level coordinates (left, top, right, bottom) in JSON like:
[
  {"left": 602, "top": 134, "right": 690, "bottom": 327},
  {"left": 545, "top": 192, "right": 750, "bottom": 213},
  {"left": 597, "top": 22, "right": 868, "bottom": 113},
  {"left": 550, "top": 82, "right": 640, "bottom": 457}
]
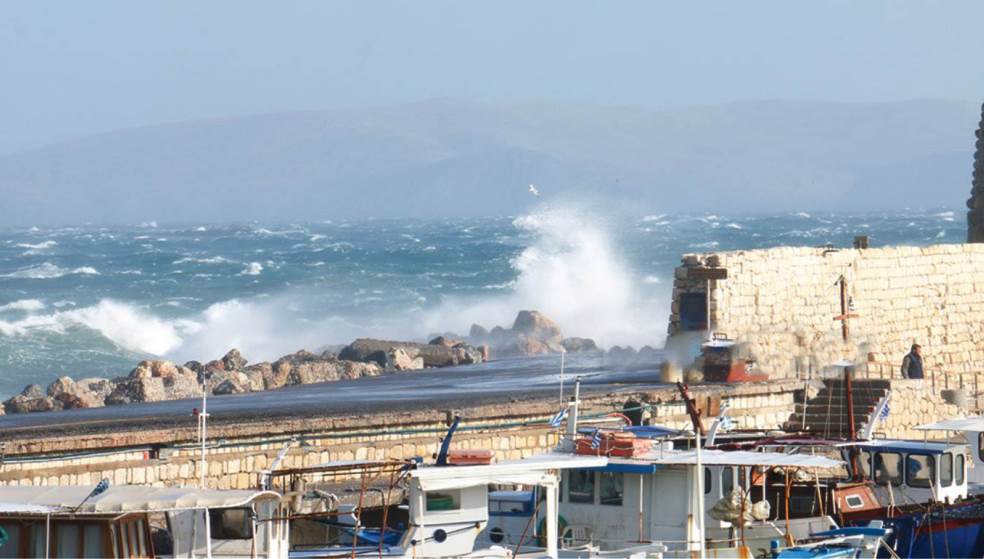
[
  {"left": 241, "top": 262, "right": 263, "bottom": 275},
  {"left": 15, "top": 241, "right": 57, "bottom": 249},
  {"left": 172, "top": 256, "right": 233, "bottom": 265},
  {"left": 0, "top": 299, "right": 183, "bottom": 355},
  {"left": 0, "top": 299, "right": 45, "bottom": 313},
  {"left": 2, "top": 263, "right": 99, "bottom": 279}
]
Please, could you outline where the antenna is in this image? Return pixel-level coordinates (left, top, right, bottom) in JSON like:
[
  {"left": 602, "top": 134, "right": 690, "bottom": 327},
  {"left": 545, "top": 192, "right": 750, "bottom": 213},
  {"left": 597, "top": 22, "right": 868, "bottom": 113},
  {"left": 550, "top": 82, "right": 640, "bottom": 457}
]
[
  {"left": 558, "top": 349, "right": 566, "bottom": 406},
  {"left": 199, "top": 373, "right": 210, "bottom": 489}
]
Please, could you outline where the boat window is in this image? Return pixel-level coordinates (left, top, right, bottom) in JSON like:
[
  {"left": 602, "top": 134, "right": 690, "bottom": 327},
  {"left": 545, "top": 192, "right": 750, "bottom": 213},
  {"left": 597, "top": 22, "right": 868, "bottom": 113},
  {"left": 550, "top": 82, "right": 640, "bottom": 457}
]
[
  {"left": 873, "top": 452, "right": 902, "bottom": 486},
  {"left": 568, "top": 470, "right": 595, "bottom": 503},
  {"left": 558, "top": 476, "right": 564, "bottom": 502},
  {"left": 426, "top": 490, "right": 461, "bottom": 512},
  {"left": 957, "top": 453, "right": 966, "bottom": 485},
  {"left": 209, "top": 508, "right": 253, "bottom": 539},
  {"left": 55, "top": 523, "right": 82, "bottom": 558},
  {"left": 979, "top": 433, "right": 984, "bottom": 462},
  {"left": 83, "top": 524, "right": 106, "bottom": 558},
  {"left": 117, "top": 521, "right": 130, "bottom": 558},
  {"left": 722, "top": 466, "right": 734, "bottom": 495},
  {"left": 704, "top": 467, "right": 712, "bottom": 494},
  {"left": 135, "top": 519, "right": 147, "bottom": 557},
  {"left": 906, "top": 454, "right": 935, "bottom": 488},
  {"left": 29, "top": 524, "right": 46, "bottom": 558},
  {"left": 600, "top": 472, "right": 623, "bottom": 506},
  {"left": 0, "top": 524, "right": 21, "bottom": 559},
  {"left": 858, "top": 450, "right": 872, "bottom": 479},
  {"left": 940, "top": 452, "right": 954, "bottom": 487},
  {"left": 844, "top": 494, "right": 865, "bottom": 509}
]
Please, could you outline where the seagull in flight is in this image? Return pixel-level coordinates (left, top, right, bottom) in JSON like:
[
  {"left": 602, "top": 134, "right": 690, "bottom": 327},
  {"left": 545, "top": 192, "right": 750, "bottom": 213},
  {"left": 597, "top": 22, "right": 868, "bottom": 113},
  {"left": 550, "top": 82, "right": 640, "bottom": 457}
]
[{"left": 528, "top": 184, "right": 540, "bottom": 197}]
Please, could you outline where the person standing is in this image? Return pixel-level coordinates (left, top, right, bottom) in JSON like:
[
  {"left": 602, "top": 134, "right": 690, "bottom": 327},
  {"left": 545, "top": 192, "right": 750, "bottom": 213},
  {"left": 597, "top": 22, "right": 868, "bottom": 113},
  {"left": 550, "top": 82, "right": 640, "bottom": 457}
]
[{"left": 901, "top": 344, "right": 923, "bottom": 379}]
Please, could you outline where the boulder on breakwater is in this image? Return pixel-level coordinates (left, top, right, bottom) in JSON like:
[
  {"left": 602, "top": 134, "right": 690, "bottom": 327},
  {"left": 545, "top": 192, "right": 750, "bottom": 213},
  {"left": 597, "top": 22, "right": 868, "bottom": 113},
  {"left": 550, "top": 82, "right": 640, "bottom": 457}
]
[
  {"left": 1, "top": 348, "right": 386, "bottom": 415},
  {"left": 339, "top": 338, "right": 482, "bottom": 368},
  {"left": 468, "top": 310, "right": 600, "bottom": 358}
]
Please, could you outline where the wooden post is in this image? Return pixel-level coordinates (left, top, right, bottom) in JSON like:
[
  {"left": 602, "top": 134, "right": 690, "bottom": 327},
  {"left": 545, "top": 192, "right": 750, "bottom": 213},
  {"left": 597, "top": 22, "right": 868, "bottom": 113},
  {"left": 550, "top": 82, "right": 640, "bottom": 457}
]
[{"left": 845, "top": 365, "right": 856, "bottom": 439}]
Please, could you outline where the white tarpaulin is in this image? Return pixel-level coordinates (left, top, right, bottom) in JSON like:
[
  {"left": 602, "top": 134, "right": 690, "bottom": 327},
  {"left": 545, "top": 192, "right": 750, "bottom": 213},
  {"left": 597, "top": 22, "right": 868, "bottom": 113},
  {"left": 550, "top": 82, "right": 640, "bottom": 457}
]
[
  {"left": 411, "top": 454, "right": 607, "bottom": 491},
  {"left": 645, "top": 449, "right": 842, "bottom": 469},
  {"left": 0, "top": 485, "right": 280, "bottom": 514},
  {"left": 916, "top": 416, "right": 984, "bottom": 432}
]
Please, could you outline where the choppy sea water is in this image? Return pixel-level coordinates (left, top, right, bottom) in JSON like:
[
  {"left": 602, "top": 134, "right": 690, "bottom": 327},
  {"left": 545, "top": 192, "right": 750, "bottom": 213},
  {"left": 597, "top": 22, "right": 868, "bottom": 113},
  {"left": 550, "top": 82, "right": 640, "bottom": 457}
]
[{"left": 0, "top": 205, "right": 965, "bottom": 398}]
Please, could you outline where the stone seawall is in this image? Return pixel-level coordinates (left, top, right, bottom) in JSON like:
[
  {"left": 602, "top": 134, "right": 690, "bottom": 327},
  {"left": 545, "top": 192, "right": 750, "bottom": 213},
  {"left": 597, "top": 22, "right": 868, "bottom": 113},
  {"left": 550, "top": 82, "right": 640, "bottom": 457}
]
[
  {"left": 670, "top": 244, "right": 984, "bottom": 392},
  {"left": 0, "top": 379, "right": 963, "bottom": 489}
]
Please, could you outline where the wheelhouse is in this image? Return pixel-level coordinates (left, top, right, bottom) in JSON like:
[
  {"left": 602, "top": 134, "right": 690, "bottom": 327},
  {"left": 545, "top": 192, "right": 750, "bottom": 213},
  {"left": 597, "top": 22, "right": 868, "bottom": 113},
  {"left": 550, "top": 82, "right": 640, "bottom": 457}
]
[
  {"left": 0, "top": 486, "right": 287, "bottom": 558},
  {"left": 846, "top": 439, "right": 969, "bottom": 504}
]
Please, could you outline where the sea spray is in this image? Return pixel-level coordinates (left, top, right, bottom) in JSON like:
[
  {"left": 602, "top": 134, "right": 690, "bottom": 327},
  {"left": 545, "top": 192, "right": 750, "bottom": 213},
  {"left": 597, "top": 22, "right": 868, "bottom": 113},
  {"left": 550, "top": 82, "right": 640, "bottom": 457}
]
[{"left": 419, "top": 203, "right": 668, "bottom": 348}]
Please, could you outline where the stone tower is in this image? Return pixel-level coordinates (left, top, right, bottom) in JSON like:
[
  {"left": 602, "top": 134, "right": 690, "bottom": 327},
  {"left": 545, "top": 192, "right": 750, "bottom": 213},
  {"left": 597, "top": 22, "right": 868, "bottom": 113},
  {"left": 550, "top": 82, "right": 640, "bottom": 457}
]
[{"left": 967, "top": 102, "right": 984, "bottom": 242}]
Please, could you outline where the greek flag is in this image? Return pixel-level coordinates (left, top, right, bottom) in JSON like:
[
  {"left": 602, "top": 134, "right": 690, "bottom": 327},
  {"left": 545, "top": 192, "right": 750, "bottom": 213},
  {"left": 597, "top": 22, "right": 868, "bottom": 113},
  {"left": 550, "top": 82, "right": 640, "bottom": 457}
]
[
  {"left": 93, "top": 478, "right": 110, "bottom": 496},
  {"left": 878, "top": 401, "right": 890, "bottom": 422},
  {"left": 549, "top": 408, "right": 567, "bottom": 428},
  {"left": 590, "top": 429, "right": 603, "bottom": 449}
]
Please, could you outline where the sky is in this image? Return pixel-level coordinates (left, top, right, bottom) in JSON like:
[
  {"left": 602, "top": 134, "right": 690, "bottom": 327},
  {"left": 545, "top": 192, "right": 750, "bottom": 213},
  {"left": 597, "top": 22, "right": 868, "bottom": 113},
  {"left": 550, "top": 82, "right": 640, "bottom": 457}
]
[{"left": 1, "top": 1, "right": 983, "bottom": 155}]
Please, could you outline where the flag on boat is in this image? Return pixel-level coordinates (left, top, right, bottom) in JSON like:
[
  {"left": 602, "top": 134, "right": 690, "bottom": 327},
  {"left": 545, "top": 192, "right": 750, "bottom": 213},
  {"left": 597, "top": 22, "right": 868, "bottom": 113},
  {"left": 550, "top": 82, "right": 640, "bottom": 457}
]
[
  {"left": 878, "top": 400, "right": 890, "bottom": 422},
  {"left": 93, "top": 478, "right": 110, "bottom": 496},
  {"left": 549, "top": 408, "right": 568, "bottom": 428},
  {"left": 590, "top": 429, "right": 603, "bottom": 449}
]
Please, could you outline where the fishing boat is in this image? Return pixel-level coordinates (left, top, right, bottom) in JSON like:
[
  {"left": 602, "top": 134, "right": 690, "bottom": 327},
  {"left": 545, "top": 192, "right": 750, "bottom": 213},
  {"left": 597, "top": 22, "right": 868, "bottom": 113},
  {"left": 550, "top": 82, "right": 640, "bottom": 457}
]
[
  {"left": 471, "top": 380, "right": 846, "bottom": 558},
  {"left": 771, "top": 522, "right": 892, "bottom": 559},
  {"left": 265, "top": 434, "right": 607, "bottom": 558},
  {"left": 0, "top": 485, "right": 287, "bottom": 558}
]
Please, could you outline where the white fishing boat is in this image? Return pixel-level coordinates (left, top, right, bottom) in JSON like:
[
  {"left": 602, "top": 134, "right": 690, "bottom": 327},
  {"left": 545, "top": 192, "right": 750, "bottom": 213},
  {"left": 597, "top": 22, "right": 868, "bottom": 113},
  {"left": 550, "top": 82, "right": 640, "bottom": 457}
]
[
  {"left": 280, "top": 454, "right": 607, "bottom": 558},
  {"left": 0, "top": 485, "right": 287, "bottom": 558},
  {"left": 475, "top": 380, "right": 846, "bottom": 558}
]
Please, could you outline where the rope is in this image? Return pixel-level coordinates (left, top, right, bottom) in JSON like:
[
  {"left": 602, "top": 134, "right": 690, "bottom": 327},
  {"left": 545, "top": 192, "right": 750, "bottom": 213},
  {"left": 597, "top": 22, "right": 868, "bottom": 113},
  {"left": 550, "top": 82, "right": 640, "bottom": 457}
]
[{"left": 512, "top": 491, "right": 543, "bottom": 556}]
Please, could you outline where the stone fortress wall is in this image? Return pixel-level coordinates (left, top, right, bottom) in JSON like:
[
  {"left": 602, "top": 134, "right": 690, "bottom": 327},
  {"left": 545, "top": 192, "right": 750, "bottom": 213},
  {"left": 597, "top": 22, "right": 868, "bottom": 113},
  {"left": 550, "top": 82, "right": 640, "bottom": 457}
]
[{"left": 669, "top": 243, "right": 984, "bottom": 394}]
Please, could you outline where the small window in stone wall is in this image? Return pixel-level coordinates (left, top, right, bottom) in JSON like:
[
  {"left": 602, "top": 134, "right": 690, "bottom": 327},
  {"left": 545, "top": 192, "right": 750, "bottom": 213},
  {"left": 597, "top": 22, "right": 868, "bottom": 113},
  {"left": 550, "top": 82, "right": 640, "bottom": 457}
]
[{"left": 679, "top": 293, "right": 708, "bottom": 331}]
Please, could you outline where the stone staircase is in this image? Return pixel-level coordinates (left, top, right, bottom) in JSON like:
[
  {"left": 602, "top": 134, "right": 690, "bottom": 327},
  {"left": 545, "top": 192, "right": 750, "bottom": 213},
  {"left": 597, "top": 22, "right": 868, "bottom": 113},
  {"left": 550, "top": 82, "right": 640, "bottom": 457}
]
[{"left": 785, "top": 378, "right": 890, "bottom": 439}]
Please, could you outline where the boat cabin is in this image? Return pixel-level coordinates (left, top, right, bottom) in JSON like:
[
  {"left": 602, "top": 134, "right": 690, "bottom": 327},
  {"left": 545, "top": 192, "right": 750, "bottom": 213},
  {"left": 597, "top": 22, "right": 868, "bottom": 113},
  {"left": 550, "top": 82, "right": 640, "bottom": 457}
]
[
  {"left": 916, "top": 415, "right": 984, "bottom": 490},
  {"left": 290, "top": 455, "right": 606, "bottom": 559},
  {"left": 553, "top": 448, "right": 841, "bottom": 556},
  {"left": 0, "top": 485, "right": 287, "bottom": 558},
  {"left": 847, "top": 439, "right": 970, "bottom": 504}
]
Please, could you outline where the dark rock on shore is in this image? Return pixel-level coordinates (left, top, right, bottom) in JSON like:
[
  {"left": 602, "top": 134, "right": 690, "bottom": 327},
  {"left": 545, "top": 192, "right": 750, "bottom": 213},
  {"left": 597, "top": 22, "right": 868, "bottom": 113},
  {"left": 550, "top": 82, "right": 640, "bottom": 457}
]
[
  {"left": 339, "top": 338, "right": 481, "bottom": 369},
  {"left": 469, "top": 310, "right": 598, "bottom": 358},
  {"left": 561, "top": 337, "right": 599, "bottom": 353}
]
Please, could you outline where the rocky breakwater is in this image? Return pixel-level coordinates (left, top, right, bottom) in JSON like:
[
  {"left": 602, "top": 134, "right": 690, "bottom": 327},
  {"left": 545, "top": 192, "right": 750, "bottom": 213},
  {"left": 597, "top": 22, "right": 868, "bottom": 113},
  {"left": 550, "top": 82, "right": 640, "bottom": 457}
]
[
  {"left": 0, "top": 309, "right": 625, "bottom": 415},
  {"left": 0, "top": 340, "right": 462, "bottom": 415}
]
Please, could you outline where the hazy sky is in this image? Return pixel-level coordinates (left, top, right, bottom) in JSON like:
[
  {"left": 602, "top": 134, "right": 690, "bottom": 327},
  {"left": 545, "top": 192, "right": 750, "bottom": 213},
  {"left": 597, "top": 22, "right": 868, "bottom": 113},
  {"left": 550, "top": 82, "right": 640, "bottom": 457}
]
[{"left": 2, "top": 1, "right": 983, "bottom": 155}]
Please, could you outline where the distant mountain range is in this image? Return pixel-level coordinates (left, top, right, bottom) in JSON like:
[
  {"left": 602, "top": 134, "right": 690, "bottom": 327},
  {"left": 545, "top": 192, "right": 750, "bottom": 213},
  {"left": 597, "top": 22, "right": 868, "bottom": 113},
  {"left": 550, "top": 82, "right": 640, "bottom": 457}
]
[{"left": 0, "top": 98, "right": 979, "bottom": 225}]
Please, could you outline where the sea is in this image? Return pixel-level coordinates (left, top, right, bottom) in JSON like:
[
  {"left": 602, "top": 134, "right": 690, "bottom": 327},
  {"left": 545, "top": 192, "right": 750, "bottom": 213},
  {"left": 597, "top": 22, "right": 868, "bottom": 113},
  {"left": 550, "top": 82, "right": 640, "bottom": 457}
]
[{"left": 0, "top": 204, "right": 965, "bottom": 399}]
